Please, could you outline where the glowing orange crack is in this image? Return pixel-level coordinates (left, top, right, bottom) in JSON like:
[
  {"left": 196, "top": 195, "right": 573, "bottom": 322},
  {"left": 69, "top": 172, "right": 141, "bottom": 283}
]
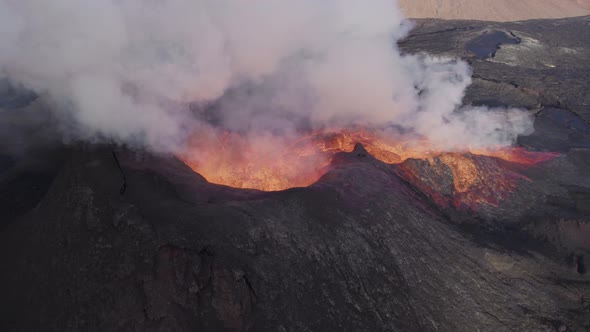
[{"left": 179, "top": 129, "right": 558, "bottom": 194}]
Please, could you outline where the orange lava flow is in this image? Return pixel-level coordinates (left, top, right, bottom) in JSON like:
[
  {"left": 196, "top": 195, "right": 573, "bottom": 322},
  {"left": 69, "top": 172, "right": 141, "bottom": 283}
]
[{"left": 179, "top": 128, "right": 559, "bottom": 192}]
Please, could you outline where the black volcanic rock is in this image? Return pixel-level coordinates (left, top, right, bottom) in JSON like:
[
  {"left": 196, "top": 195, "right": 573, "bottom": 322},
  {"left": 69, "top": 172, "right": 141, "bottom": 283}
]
[
  {"left": 399, "top": 16, "right": 590, "bottom": 124},
  {"left": 465, "top": 30, "right": 520, "bottom": 59},
  {"left": 1, "top": 147, "right": 589, "bottom": 332},
  {"left": 1, "top": 16, "right": 590, "bottom": 332}
]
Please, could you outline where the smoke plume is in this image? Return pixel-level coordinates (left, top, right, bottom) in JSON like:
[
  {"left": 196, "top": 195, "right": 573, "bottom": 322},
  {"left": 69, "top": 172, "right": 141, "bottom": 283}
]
[{"left": 0, "top": 0, "right": 533, "bottom": 154}]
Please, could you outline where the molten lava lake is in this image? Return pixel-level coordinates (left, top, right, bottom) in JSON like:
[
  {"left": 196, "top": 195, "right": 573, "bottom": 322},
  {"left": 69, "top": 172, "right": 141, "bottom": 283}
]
[{"left": 179, "top": 129, "right": 559, "bottom": 210}]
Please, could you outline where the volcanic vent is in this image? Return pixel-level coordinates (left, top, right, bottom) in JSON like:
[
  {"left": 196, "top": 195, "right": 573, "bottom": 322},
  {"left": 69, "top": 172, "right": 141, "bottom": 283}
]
[{"left": 179, "top": 127, "right": 559, "bottom": 211}]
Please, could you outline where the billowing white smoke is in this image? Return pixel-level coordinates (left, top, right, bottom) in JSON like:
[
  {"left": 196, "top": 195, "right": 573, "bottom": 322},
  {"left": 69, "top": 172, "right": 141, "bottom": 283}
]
[{"left": 0, "top": 0, "right": 533, "bottom": 153}]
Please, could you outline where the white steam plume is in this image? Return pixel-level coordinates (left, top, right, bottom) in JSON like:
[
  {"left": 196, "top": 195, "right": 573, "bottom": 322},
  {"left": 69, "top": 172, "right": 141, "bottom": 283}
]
[{"left": 0, "top": 0, "right": 533, "bottom": 153}]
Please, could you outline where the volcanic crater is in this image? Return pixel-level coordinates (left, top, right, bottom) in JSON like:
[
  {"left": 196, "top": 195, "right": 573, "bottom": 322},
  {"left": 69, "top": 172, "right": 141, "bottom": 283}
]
[{"left": 1, "top": 15, "right": 590, "bottom": 332}]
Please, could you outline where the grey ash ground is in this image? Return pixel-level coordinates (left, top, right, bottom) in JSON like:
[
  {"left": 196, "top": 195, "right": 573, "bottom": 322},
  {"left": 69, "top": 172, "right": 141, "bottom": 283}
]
[{"left": 1, "top": 16, "right": 590, "bottom": 331}]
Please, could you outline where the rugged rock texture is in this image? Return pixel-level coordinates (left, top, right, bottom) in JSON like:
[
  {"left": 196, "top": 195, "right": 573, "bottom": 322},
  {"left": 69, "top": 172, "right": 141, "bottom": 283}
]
[
  {"left": 1, "top": 16, "right": 590, "bottom": 332},
  {"left": 400, "top": 16, "right": 590, "bottom": 125}
]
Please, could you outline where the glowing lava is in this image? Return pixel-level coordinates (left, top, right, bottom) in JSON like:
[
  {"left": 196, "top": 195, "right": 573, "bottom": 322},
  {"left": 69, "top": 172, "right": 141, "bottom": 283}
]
[{"left": 179, "top": 128, "right": 559, "bottom": 195}]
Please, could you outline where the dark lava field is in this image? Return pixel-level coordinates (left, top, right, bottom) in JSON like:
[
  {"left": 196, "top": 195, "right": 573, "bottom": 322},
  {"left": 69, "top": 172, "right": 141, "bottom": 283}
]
[{"left": 1, "top": 16, "right": 590, "bottom": 332}]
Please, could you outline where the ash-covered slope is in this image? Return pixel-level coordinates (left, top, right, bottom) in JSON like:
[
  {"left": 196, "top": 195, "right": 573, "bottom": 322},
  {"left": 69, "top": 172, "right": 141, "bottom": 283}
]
[
  {"left": 1, "top": 145, "right": 588, "bottom": 332},
  {"left": 1, "top": 16, "right": 590, "bottom": 332}
]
